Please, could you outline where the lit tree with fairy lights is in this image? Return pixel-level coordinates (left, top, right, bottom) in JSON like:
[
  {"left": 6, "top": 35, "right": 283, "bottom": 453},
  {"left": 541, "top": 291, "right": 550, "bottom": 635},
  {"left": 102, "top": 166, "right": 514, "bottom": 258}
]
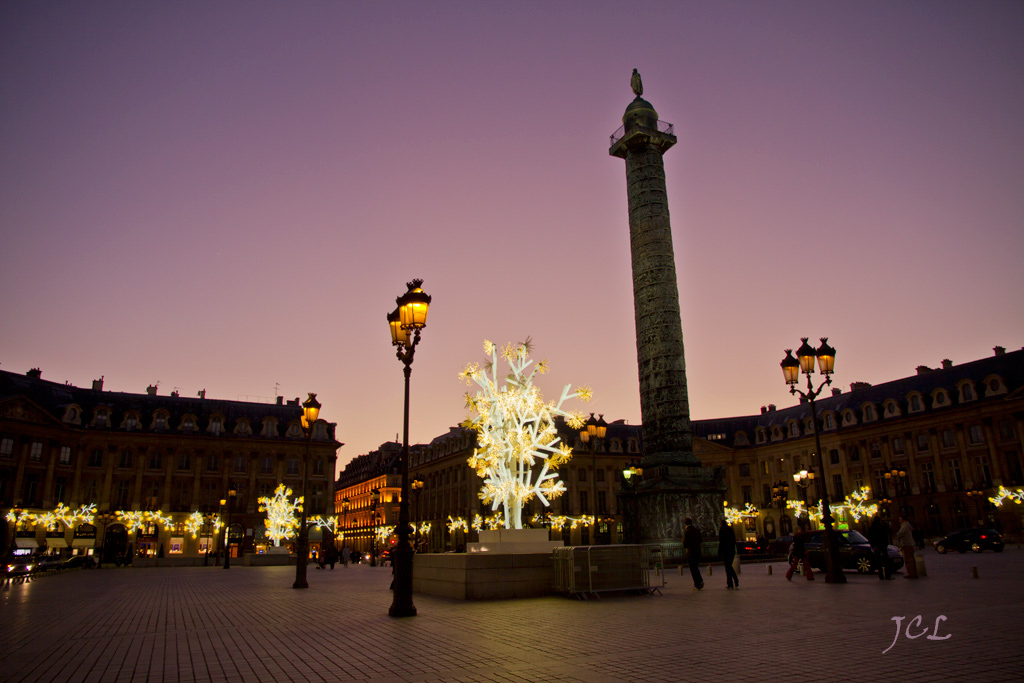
[
  {"left": 461, "top": 339, "right": 591, "bottom": 529},
  {"left": 258, "top": 484, "right": 302, "bottom": 547}
]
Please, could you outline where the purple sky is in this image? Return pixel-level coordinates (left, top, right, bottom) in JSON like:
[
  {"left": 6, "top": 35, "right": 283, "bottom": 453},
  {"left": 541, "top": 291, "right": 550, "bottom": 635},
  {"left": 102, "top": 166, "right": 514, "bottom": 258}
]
[{"left": 2, "top": 2, "right": 1022, "bottom": 474}]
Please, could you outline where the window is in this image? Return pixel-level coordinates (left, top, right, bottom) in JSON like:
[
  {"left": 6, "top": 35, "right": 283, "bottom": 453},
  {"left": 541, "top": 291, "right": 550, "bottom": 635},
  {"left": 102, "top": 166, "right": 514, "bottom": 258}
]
[
  {"left": 287, "top": 458, "right": 299, "bottom": 476},
  {"left": 262, "top": 419, "right": 278, "bottom": 437},
  {"left": 968, "top": 425, "right": 984, "bottom": 446},
  {"left": 126, "top": 414, "right": 139, "bottom": 431},
  {"left": 59, "top": 446, "right": 72, "bottom": 465},
  {"left": 88, "top": 449, "right": 103, "bottom": 468},
  {"left": 873, "top": 470, "right": 887, "bottom": 498},
  {"left": 974, "top": 456, "right": 992, "bottom": 487},
  {"left": 94, "top": 410, "right": 109, "bottom": 427},
  {"left": 999, "top": 420, "right": 1015, "bottom": 442},
  {"left": 261, "top": 456, "right": 273, "bottom": 475},
  {"left": 960, "top": 383, "right": 975, "bottom": 402},
  {"left": 206, "top": 454, "right": 219, "bottom": 472},
  {"left": 946, "top": 460, "right": 963, "bottom": 491},
  {"left": 149, "top": 452, "right": 163, "bottom": 470},
  {"left": 761, "top": 461, "right": 769, "bottom": 475},
  {"left": 824, "top": 413, "right": 835, "bottom": 430},
  {"left": 54, "top": 477, "right": 68, "bottom": 504},
  {"left": 578, "top": 468, "right": 587, "bottom": 482},
  {"left": 920, "top": 463, "right": 935, "bottom": 493},
  {"left": 579, "top": 491, "right": 589, "bottom": 514},
  {"left": 0, "top": 438, "right": 13, "bottom": 457},
  {"left": 30, "top": 442, "right": 43, "bottom": 462},
  {"left": 119, "top": 451, "right": 133, "bottom": 469},
  {"left": 154, "top": 414, "right": 168, "bottom": 430},
  {"left": 829, "top": 449, "right": 839, "bottom": 465},
  {"left": 788, "top": 422, "right": 800, "bottom": 438},
  {"left": 863, "top": 405, "right": 876, "bottom": 422},
  {"left": 310, "top": 486, "right": 323, "bottom": 514},
  {"left": 756, "top": 429, "right": 767, "bottom": 445},
  {"left": 234, "top": 455, "right": 246, "bottom": 473},
  {"left": 941, "top": 430, "right": 956, "bottom": 449},
  {"left": 738, "top": 463, "right": 751, "bottom": 477},
  {"left": 910, "top": 395, "right": 923, "bottom": 412},
  {"left": 832, "top": 474, "right": 844, "bottom": 500},
  {"left": 181, "top": 416, "right": 196, "bottom": 432},
  {"left": 115, "top": 480, "right": 131, "bottom": 508},
  {"left": 596, "top": 490, "right": 608, "bottom": 514},
  {"left": 916, "top": 434, "right": 930, "bottom": 452},
  {"left": 849, "top": 446, "right": 860, "bottom": 462},
  {"left": 177, "top": 452, "right": 191, "bottom": 471},
  {"left": 892, "top": 438, "right": 904, "bottom": 455},
  {"left": 210, "top": 417, "right": 223, "bottom": 436},
  {"left": 313, "top": 458, "right": 325, "bottom": 476},
  {"left": 842, "top": 411, "right": 856, "bottom": 427},
  {"left": 175, "top": 481, "right": 190, "bottom": 510},
  {"left": 870, "top": 442, "right": 882, "bottom": 460},
  {"left": 934, "top": 391, "right": 948, "bottom": 406},
  {"left": 1005, "top": 452, "right": 1023, "bottom": 485}
]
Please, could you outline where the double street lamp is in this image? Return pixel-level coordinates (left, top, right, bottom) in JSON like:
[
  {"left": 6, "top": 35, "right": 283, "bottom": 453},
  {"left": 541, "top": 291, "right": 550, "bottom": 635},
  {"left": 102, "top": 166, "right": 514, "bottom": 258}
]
[
  {"left": 410, "top": 477, "right": 424, "bottom": 550},
  {"left": 781, "top": 337, "right": 846, "bottom": 584},
  {"left": 293, "top": 393, "right": 321, "bottom": 590},
  {"left": 885, "top": 462, "right": 908, "bottom": 517},
  {"left": 387, "top": 279, "right": 431, "bottom": 618},
  {"left": 222, "top": 487, "right": 236, "bottom": 569}
]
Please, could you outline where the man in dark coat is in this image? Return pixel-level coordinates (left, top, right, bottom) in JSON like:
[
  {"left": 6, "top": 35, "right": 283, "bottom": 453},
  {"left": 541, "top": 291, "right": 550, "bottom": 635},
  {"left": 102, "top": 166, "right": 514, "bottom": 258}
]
[
  {"left": 683, "top": 518, "right": 704, "bottom": 590},
  {"left": 719, "top": 519, "right": 739, "bottom": 589},
  {"left": 868, "top": 515, "right": 894, "bottom": 580}
]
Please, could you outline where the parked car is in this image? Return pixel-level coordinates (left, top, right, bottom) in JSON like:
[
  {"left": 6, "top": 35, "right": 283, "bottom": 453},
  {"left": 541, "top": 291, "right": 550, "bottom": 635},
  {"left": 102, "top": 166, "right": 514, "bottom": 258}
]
[
  {"left": 771, "top": 535, "right": 794, "bottom": 556},
  {"left": 61, "top": 555, "right": 97, "bottom": 569},
  {"left": 934, "top": 528, "right": 1005, "bottom": 554},
  {"left": 802, "top": 530, "right": 904, "bottom": 574},
  {"left": 736, "top": 537, "right": 770, "bottom": 555},
  {"left": 36, "top": 556, "right": 64, "bottom": 572}
]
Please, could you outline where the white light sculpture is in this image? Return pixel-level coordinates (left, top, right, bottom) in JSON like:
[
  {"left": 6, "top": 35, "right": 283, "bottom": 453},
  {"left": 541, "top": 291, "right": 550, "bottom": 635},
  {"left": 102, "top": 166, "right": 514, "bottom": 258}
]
[
  {"left": 843, "top": 486, "right": 879, "bottom": 521},
  {"left": 989, "top": 485, "right": 1024, "bottom": 507},
  {"left": 418, "top": 522, "right": 431, "bottom": 535},
  {"left": 461, "top": 339, "right": 590, "bottom": 529},
  {"left": 258, "top": 484, "right": 302, "bottom": 547},
  {"left": 723, "top": 503, "right": 759, "bottom": 525},
  {"left": 447, "top": 516, "right": 468, "bottom": 533}
]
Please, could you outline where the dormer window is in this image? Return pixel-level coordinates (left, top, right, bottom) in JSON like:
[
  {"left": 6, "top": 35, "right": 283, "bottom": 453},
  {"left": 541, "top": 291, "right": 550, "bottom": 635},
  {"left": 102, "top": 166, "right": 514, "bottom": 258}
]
[
  {"left": 863, "top": 404, "right": 876, "bottom": 422},
  {"left": 181, "top": 415, "right": 196, "bottom": 433},
  {"left": 756, "top": 428, "right": 767, "bottom": 445},
  {"left": 209, "top": 416, "right": 223, "bottom": 436},
  {"left": 771, "top": 427, "right": 783, "bottom": 441},
  {"left": 234, "top": 418, "right": 253, "bottom": 435},
  {"left": 984, "top": 375, "right": 1007, "bottom": 397},
  {"left": 125, "top": 413, "right": 139, "bottom": 431},
  {"left": 823, "top": 413, "right": 835, "bottom": 430},
  {"left": 286, "top": 422, "right": 304, "bottom": 438},
  {"left": 788, "top": 421, "right": 800, "bottom": 438},
  {"left": 842, "top": 410, "right": 857, "bottom": 427},
  {"left": 908, "top": 394, "right": 924, "bottom": 413},
  {"left": 884, "top": 400, "right": 900, "bottom": 417},
  {"left": 261, "top": 418, "right": 279, "bottom": 438},
  {"left": 153, "top": 412, "right": 168, "bottom": 431},
  {"left": 62, "top": 405, "right": 82, "bottom": 425},
  {"left": 958, "top": 382, "right": 976, "bottom": 403},
  {"left": 94, "top": 408, "right": 110, "bottom": 427}
]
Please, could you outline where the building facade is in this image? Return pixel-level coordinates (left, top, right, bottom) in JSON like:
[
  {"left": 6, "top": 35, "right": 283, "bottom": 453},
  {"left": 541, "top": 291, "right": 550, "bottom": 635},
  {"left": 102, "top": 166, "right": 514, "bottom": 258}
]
[
  {"left": 335, "top": 346, "right": 1024, "bottom": 548},
  {"left": 1, "top": 368, "right": 340, "bottom": 563}
]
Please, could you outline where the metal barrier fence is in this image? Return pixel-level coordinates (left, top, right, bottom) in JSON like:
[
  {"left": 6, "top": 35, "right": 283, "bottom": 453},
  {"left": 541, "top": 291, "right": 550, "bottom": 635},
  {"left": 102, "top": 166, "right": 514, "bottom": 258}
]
[{"left": 552, "top": 544, "right": 665, "bottom": 599}]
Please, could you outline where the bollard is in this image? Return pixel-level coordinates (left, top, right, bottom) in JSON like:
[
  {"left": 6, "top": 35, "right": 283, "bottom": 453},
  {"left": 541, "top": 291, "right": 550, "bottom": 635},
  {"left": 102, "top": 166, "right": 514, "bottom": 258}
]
[
  {"left": 970, "top": 566, "right": 979, "bottom": 579},
  {"left": 914, "top": 553, "right": 927, "bottom": 578},
  {"left": 707, "top": 564, "right": 712, "bottom": 576},
  {"left": 679, "top": 565, "right": 684, "bottom": 576},
  {"left": 766, "top": 564, "right": 773, "bottom": 575}
]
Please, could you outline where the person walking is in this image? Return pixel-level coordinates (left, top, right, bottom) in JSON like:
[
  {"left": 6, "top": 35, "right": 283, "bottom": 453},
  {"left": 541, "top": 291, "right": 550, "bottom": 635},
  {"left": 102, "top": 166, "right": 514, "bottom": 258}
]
[
  {"left": 868, "top": 515, "right": 894, "bottom": 580},
  {"left": 786, "top": 520, "right": 815, "bottom": 581},
  {"left": 719, "top": 519, "right": 739, "bottom": 590},
  {"left": 683, "top": 518, "right": 704, "bottom": 591},
  {"left": 327, "top": 544, "right": 338, "bottom": 570},
  {"left": 341, "top": 544, "right": 351, "bottom": 567},
  {"left": 895, "top": 514, "right": 917, "bottom": 579}
]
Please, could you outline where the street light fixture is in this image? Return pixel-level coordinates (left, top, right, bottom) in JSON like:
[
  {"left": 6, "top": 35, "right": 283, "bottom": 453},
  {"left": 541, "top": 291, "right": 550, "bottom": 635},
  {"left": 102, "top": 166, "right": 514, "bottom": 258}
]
[
  {"left": 222, "top": 486, "right": 236, "bottom": 569},
  {"left": 387, "top": 278, "right": 430, "bottom": 618},
  {"left": 780, "top": 337, "right": 846, "bottom": 584},
  {"left": 793, "top": 468, "right": 815, "bottom": 504},
  {"left": 340, "top": 497, "right": 350, "bottom": 551},
  {"left": 885, "top": 461, "right": 908, "bottom": 517},
  {"left": 370, "top": 487, "right": 381, "bottom": 566},
  {"left": 410, "top": 477, "right": 424, "bottom": 550},
  {"left": 293, "top": 392, "right": 321, "bottom": 590},
  {"left": 579, "top": 414, "right": 608, "bottom": 541}
]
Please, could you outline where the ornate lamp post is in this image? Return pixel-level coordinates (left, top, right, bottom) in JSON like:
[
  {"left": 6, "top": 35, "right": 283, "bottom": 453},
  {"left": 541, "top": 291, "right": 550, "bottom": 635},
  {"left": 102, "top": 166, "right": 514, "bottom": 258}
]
[
  {"left": 771, "top": 480, "right": 790, "bottom": 511},
  {"left": 793, "top": 468, "right": 815, "bottom": 505},
  {"left": 370, "top": 487, "right": 380, "bottom": 566},
  {"left": 222, "top": 486, "right": 236, "bottom": 570},
  {"left": 340, "top": 497, "right": 350, "bottom": 551},
  {"left": 966, "top": 488, "right": 987, "bottom": 524},
  {"left": 387, "top": 278, "right": 431, "bottom": 618},
  {"left": 579, "top": 414, "right": 607, "bottom": 542},
  {"left": 410, "top": 477, "right": 424, "bottom": 550},
  {"left": 885, "top": 461, "right": 908, "bottom": 517},
  {"left": 781, "top": 337, "right": 846, "bottom": 584},
  {"left": 293, "top": 393, "right": 321, "bottom": 590}
]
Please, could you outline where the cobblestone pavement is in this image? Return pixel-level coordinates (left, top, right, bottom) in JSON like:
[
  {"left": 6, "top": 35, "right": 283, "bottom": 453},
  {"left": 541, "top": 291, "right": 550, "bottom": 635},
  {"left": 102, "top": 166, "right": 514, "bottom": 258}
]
[{"left": 2, "top": 548, "right": 1022, "bottom": 683}]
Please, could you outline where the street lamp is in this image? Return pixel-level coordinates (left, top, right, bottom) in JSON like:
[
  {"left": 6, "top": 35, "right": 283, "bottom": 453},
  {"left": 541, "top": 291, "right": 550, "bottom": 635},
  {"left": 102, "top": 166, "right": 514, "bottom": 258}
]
[
  {"left": 293, "top": 392, "right": 321, "bottom": 590},
  {"left": 885, "top": 461, "right": 908, "bottom": 517},
  {"left": 793, "top": 468, "right": 815, "bottom": 504},
  {"left": 340, "top": 497, "right": 350, "bottom": 551},
  {"left": 387, "top": 279, "right": 430, "bottom": 618},
  {"left": 410, "top": 477, "right": 424, "bottom": 550},
  {"left": 370, "top": 487, "right": 381, "bottom": 566},
  {"left": 579, "top": 414, "right": 607, "bottom": 542},
  {"left": 222, "top": 487, "right": 236, "bottom": 569},
  {"left": 780, "top": 337, "right": 846, "bottom": 584}
]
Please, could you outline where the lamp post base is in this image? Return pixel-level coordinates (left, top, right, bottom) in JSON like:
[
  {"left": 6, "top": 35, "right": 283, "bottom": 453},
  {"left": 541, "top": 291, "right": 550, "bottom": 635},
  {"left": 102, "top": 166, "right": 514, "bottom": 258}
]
[{"left": 388, "top": 542, "right": 417, "bottom": 618}]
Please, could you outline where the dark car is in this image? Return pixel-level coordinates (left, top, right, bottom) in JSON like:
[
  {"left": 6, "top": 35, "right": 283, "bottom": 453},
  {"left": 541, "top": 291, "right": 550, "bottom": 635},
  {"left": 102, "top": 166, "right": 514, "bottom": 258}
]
[
  {"left": 934, "top": 528, "right": 1005, "bottom": 554},
  {"left": 61, "top": 555, "right": 97, "bottom": 569},
  {"left": 803, "top": 530, "right": 904, "bottom": 574},
  {"left": 36, "top": 556, "right": 64, "bottom": 572},
  {"left": 736, "top": 537, "right": 770, "bottom": 555},
  {"left": 5, "top": 556, "right": 37, "bottom": 576},
  {"left": 771, "top": 535, "right": 794, "bottom": 556}
]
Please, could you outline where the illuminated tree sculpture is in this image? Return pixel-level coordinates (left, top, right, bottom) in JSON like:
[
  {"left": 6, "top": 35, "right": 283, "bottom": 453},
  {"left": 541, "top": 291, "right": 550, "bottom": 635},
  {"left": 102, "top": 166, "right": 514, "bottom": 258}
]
[
  {"left": 462, "top": 339, "right": 590, "bottom": 529},
  {"left": 258, "top": 484, "right": 302, "bottom": 547},
  {"left": 989, "top": 486, "right": 1024, "bottom": 507}
]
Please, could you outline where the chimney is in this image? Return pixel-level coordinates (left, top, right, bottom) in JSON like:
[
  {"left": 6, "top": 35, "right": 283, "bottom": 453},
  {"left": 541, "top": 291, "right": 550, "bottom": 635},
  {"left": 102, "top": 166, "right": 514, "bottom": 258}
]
[
  {"left": 276, "top": 396, "right": 284, "bottom": 405},
  {"left": 92, "top": 376, "right": 104, "bottom": 391},
  {"left": 198, "top": 389, "right": 206, "bottom": 399},
  {"left": 146, "top": 385, "right": 158, "bottom": 396},
  {"left": 26, "top": 368, "right": 42, "bottom": 380},
  {"left": 850, "top": 381, "right": 872, "bottom": 391},
  {"left": 767, "top": 404, "right": 777, "bottom": 412},
  {"left": 832, "top": 388, "right": 842, "bottom": 397},
  {"left": 994, "top": 346, "right": 1006, "bottom": 356},
  {"left": 916, "top": 365, "right": 932, "bottom": 375},
  {"left": 941, "top": 359, "right": 952, "bottom": 370},
  {"left": 760, "top": 406, "right": 767, "bottom": 415}
]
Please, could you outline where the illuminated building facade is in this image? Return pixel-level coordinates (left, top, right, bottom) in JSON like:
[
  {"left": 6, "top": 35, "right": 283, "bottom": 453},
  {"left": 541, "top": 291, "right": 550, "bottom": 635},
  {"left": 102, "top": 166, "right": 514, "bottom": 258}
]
[
  {"left": 1, "top": 368, "right": 340, "bottom": 562},
  {"left": 336, "top": 346, "right": 1024, "bottom": 549}
]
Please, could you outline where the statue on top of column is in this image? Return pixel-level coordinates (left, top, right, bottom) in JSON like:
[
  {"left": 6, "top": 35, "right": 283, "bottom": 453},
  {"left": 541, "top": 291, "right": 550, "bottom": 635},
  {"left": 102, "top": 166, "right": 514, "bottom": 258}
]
[{"left": 630, "top": 68, "right": 643, "bottom": 97}]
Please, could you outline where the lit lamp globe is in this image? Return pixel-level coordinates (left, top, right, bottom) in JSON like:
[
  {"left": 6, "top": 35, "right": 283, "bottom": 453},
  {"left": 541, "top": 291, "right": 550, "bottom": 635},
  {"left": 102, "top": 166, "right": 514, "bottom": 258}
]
[
  {"left": 796, "top": 337, "right": 818, "bottom": 375},
  {"left": 781, "top": 349, "right": 800, "bottom": 385},
  {"left": 397, "top": 279, "right": 431, "bottom": 330},
  {"left": 388, "top": 308, "right": 409, "bottom": 347},
  {"left": 301, "top": 393, "right": 321, "bottom": 431},
  {"left": 816, "top": 338, "right": 836, "bottom": 375}
]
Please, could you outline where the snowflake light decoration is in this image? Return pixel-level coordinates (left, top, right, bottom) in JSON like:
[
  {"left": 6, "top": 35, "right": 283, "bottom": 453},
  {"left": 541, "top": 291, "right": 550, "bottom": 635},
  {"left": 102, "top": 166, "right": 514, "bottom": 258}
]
[
  {"left": 989, "top": 486, "right": 1024, "bottom": 506},
  {"left": 258, "top": 484, "right": 302, "bottom": 546},
  {"left": 723, "top": 503, "right": 759, "bottom": 525},
  {"left": 532, "top": 513, "right": 595, "bottom": 530},
  {"left": 376, "top": 525, "right": 395, "bottom": 543},
  {"left": 462, "top": 339, "right": 591, "bottom": 529},
  {"left": 418, "top": 522, "right": 432, "bottom": 535},
  {"left": 447, "top": 516, "right": 468, "bottom": 533},
  {"left": 5, "top": 509, "right": 35, "bottom": 529},
  {"left": 843, "top": 487, "right": 879, "bottom": 521},
  {"left": 117, "top": 510, "right": 148, "bottom": 533}
]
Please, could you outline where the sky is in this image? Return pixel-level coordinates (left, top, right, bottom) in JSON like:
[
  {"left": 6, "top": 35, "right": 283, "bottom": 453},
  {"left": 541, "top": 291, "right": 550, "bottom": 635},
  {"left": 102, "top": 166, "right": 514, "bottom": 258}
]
[{"left": 2, "top": 1, "right": 1022, "bottom": 475}]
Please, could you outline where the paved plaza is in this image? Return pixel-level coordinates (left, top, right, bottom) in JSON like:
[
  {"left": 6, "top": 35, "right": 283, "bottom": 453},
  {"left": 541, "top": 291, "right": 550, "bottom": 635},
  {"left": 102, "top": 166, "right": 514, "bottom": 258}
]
[{"left": 2, "top": 548, "right": 1022, "bottom": 683}]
